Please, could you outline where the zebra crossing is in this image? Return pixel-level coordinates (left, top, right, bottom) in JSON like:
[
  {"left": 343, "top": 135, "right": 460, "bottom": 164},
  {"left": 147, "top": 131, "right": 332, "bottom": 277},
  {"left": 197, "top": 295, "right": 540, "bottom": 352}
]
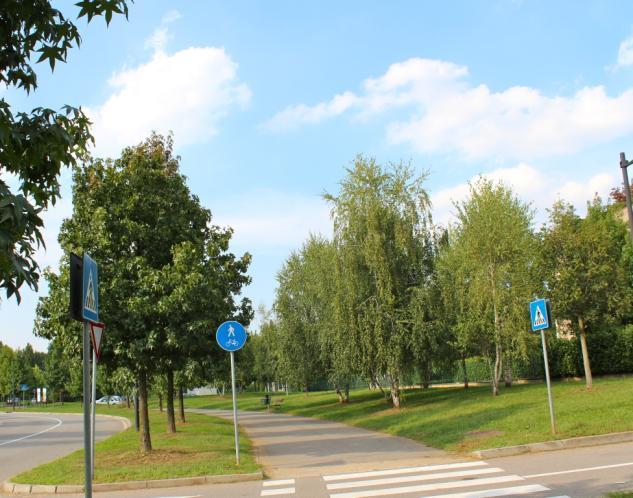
[
  {"left": 320, "top": 460, "right": 567, "bottom": 498},
  {"left": 261, "top": 478, "right": 296, "bottom": 496}
]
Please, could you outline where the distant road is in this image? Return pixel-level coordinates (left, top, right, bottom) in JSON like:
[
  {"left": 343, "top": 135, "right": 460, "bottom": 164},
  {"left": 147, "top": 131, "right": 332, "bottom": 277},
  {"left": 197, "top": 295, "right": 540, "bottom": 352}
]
[{"left": 0, "top": 411, "right": 126, "bottom": 482}]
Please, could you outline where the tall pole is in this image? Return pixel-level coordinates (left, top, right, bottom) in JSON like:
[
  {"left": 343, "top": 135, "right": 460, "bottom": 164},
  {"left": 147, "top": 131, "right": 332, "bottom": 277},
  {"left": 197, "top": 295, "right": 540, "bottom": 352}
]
[
  {"left": 540, "top": 330, "right": 557, "bottom": 435},
  {"left": 82, "top": 322, "right": 93, "bottom": 498},
  {"left": 91, "top": 348, "right": 97, "bottom": 480},
  {"left": 620, "top": 153, "right": 633, "bottom": 246},
  {"left": 230, "top": 351, "right": 240, "bottom": 465}
]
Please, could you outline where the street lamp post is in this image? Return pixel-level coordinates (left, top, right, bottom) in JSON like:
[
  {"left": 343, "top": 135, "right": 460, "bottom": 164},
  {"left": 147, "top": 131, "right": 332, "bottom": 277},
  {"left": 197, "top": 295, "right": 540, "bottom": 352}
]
[{"left": 619, "top": 152, "right": 633, "bottom": 246}]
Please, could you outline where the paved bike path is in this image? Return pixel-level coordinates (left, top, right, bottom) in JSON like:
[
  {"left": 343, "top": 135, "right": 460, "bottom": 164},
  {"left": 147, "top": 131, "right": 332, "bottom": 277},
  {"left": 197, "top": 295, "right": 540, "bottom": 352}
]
[{"left": 193, "top": 408, "right": 460, "bottom": 478}]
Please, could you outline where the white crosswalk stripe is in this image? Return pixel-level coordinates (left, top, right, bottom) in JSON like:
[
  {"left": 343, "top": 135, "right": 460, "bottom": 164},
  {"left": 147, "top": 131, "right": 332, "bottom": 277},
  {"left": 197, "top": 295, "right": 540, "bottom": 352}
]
[
  {"left": 261, "top": 478, "right": 296, "bottom": 496},
  {"left": 326, "top": 467, "right": 505, "bottom": 490},
  {"left": 322, "top": 461, "right": 552, "bottom": 498}
]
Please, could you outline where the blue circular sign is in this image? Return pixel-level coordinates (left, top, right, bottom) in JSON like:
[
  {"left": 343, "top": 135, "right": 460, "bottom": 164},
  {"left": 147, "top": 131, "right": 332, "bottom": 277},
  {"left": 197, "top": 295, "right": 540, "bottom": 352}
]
[{"left": 216, "top": 321, "right": 247, "bottom": 352}]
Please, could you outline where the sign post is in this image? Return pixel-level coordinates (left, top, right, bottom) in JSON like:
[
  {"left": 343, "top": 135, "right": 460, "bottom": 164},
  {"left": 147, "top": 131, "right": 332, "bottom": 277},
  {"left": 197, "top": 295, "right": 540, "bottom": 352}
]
[
  {"left": 82, "top": 253, "right": 99, "bottom": 498},
  {"left": 529, "top": 298, "right": 556, "bottom": 435},
  {"left": 216, "top": 321, "right": 248, "bottom": 465},
  {"left": 89, "top": 322, "right": 104, "bottom": 480}
]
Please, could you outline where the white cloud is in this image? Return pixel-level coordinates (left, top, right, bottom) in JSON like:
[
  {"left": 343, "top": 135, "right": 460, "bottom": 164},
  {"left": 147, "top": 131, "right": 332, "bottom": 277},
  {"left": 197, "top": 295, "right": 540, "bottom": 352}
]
[
  {"left": 144, "top": 10, "right": 182, "bottom": 53},
  {"left": 265, "top": 58, "right": 633, "bottom": 162},
  {"left": 212, "top": 189, "right": 331, "bottom": 250},
  {"left": 431, "top": 164, "right": 617, "bottom": 227},
  {"left": 617, "top": 31, "right": 633, "bottom": 67},
  {"left": 88, "top": 24, "right": 250, "bottom": 156}
]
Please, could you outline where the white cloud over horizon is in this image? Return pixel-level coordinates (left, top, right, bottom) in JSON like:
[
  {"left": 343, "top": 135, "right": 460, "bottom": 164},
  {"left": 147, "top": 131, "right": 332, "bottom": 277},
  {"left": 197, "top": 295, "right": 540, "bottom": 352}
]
[
  {"left": 212, "top": 189, "right": 332, "bottom": 252},
  {"left": 265, "top": 58, "right": 633, "bottom": 162},
  {"left": 87, "top": 18, "right": 251, "bottom": 157},
  {"left": 617, "top": 29, "right": 633, "bottom": 67},
  {"left": 431, "top": 163, "right": 618, "bottom": 227}
]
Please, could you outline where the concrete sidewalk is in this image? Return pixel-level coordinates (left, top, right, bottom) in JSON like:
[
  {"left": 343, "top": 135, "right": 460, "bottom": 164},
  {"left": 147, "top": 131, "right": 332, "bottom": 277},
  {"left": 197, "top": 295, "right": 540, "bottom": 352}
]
[{"left": 193, "top": 409, "right": 461, "bottom": 478}]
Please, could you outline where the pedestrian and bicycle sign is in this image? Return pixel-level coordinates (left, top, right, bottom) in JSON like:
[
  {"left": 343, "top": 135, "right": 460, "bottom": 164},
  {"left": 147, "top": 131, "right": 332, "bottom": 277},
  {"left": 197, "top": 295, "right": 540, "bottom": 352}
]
[
  {"left": 529, "top": 298, "right": 550, "bottom": 331},
  {"left": 216, "top": 321, "right": 247, "bottom": 351},
  {"left": 215, "top": 320, "right": 248, "bottom": 465}
]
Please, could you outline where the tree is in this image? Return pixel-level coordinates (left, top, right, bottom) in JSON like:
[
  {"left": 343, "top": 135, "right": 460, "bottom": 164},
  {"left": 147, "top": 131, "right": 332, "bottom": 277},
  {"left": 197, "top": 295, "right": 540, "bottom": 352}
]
[
  {"left": 539, "top": 198, "right": 633, "bottom": 388},
  {"left": 449, "top": 179, "right": 536, "bottom": 396},
  {"left": 0, "top": 0, "right": 129, "bottom": 302},
  {"left": 324, "top": 156, "right": 432, "bottom": 407},
  {"left": 44, "top": 339, "right": 72, "bottom": 403},
  {"left": 274, "top": 236, "right": 331, "bottom": 392},
  {"left": 36, "top": 133, "right": 251, "bottom": 451},
  {"left": 156, "top": 238, "right": 251, "bottom": 432}
]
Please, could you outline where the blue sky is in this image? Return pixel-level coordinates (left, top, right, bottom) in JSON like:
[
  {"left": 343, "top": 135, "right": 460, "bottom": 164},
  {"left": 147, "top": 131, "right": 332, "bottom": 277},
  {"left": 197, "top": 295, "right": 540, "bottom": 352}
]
[{"left": 4, "top": 0, "right": 633, "bottom": 351}]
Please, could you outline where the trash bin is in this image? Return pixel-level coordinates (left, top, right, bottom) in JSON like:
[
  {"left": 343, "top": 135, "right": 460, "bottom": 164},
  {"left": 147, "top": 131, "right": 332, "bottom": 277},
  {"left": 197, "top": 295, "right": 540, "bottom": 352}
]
[{"left": 261, "top": 394, "right": 270, "bottom": 406}]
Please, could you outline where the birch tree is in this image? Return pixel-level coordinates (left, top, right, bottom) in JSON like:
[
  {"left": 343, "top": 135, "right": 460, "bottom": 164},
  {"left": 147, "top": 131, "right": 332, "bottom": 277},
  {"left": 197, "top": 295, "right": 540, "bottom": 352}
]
[
  {"left": 450, "top": 179, "right": 535, "bottom": 396},
  {"left": 324, "top": 156, "right": 432, "bottom": 407}
]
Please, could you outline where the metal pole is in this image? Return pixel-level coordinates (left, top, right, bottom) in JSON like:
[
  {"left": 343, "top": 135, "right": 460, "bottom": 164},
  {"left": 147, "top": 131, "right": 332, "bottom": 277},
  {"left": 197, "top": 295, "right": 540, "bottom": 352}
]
[
  {"left": 620, "top": 153, "right": 633, "bottom": 246},
  {"left": 82, "top": 322, "right": 93, "bottom": 498},
  {"left": 91, "top": 348, "right": 97, "bottom": 480},
  {"left": 230, "top": 351, "right": 240, "bottom": 465},
  {"left": 540, "top": 330, "right": 557, "bottom": 434}
]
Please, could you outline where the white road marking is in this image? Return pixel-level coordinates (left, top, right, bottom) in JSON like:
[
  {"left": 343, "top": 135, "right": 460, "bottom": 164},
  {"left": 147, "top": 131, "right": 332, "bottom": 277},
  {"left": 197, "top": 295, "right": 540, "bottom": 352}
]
[
  {"left": 421, "top": 484, "right": 550, "bottom": 497},
  {"left": 263, "top": 479, "right": 296, "bottom": 487},
  {"left": 327, "top": 467, "right": 503, "bottom": 490},
  {"left": 261, "top": 487, "right": 296, "bottom": 496},
  {"left": 323, "top": 461, "right": 488, "bottom": 481},
  {"left": 153, "top": 496, "right": 201, "bottom": 498},
  {"left": 523, "top": 461, "right": 633, "bottom": 478},
  {"left": 0, "top": 415, "right": 63, "bottom": 446},
  {"left": 329, "top": 474, "right": 524, "bottom": 498}
]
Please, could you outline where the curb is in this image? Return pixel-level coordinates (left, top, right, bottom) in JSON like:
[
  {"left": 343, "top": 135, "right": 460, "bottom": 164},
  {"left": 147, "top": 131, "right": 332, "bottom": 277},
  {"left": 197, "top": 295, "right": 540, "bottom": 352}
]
[
  {"left": 472, "top": 430, "right": 633, "bottom": 459},
  {"left": 2, "top": 472, "right": 263, "bottom": 494}
]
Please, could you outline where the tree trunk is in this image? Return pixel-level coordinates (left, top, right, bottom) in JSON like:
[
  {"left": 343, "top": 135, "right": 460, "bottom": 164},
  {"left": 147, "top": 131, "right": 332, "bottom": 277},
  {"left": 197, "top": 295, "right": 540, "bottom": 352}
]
[
  {"left": 138, "top": 371, "right": 152, "bottom": 452},
  {"left": 492, "top": 342, "right": 502, "bottom": 396},
  {"left": 158, "top": 393, "right": 163, "bottom": 412},
  {"left": 344, "top": 384, "right": 349, "bottom": 403},
  {"left": 504, "top": 351, "right": 513, "bottom": 388},
  {"left": 389, "top": 375, "right": 401, "bottom": 408},
  {"left": 166, "top": 369, "right": 176, "bottom": 433},
  {"left": 461, "top": 354, "right": 469, "bottom": 389},
  {"left": 126, "top": 394, "right": 130, "bottom": 409},
  {"left": 421, "top": 361, "right": 431, "bottom": 389},
  {"left": 492, "top": 299, "right": 502, "bottom": 396},
  {"left": 578, "top": 316, "right": 593, "bottom": 389},
  {"left": 335, "top": 385, "right": 344, "bottom": 403},
  {"left": 372, "top": 375, "right": 387, "bottom": 398},
  {"left": 178, "top": 384, "right": 186, "bottom": 423}
]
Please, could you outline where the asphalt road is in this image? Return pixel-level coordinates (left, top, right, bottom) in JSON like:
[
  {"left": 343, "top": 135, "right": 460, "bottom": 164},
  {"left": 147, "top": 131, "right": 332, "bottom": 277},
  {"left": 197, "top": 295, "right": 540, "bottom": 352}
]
[
  {"left": 0, "top": 411, "right": 127, "bottom": 482},
  {"left": 1, "top": 409, "right": 631, "bottom": 497}
]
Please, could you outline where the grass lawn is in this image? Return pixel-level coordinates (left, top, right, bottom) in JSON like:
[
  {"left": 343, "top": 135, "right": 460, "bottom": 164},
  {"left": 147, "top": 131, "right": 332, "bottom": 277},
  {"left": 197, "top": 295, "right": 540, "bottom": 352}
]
[
  {"left": 9, "top": 405, "right": 258, "bottom": 485},
  {"left": 607, "top": 493, "right": 633, "bottom": 497},
  {"left": 188, "top": 376, "right": 633, "bottom": 452}
]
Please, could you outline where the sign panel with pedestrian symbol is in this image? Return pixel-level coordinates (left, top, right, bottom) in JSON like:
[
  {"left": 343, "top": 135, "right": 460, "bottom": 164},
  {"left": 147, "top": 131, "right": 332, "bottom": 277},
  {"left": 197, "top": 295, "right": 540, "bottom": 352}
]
[
  {"left": 216, "top": 321, "right": 247, "bottom": 351},
  {"left": 82, "top": 253, "right": 99, "bottom": 323},
  {"left": 529, "top": 298, "right": 550, "bottom": 332}
]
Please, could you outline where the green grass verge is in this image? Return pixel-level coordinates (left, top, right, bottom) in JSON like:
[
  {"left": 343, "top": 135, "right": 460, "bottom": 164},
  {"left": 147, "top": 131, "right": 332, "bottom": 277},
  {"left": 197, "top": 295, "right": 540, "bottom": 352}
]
[
  {"left": 188, "top": 376, "right": 633, "bottom": 452},
  {"left": 10, "top": 405, "right": 258, "bottom": 484},
  {"left": 606, "top": 492, "right": 633, "bottom": 497}
]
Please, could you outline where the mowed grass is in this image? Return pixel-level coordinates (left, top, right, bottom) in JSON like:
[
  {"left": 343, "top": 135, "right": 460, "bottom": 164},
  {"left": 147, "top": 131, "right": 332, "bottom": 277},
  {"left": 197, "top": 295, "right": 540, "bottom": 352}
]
[
  {"left": 10, "top": 405, "right": 258, "bottom": 484},
  {"left": 189, "top": 376, "right": 633, "bottom": 452}
]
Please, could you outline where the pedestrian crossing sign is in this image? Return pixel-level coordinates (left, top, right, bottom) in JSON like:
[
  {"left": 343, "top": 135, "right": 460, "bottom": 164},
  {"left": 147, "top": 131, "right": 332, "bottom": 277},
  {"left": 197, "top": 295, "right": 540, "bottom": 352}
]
[
  {"left": 529, "top": 298, "right": 550, "bottom": 332},
  {"left": 82, "top": 253, "right": 99, "bottom": 323}
]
